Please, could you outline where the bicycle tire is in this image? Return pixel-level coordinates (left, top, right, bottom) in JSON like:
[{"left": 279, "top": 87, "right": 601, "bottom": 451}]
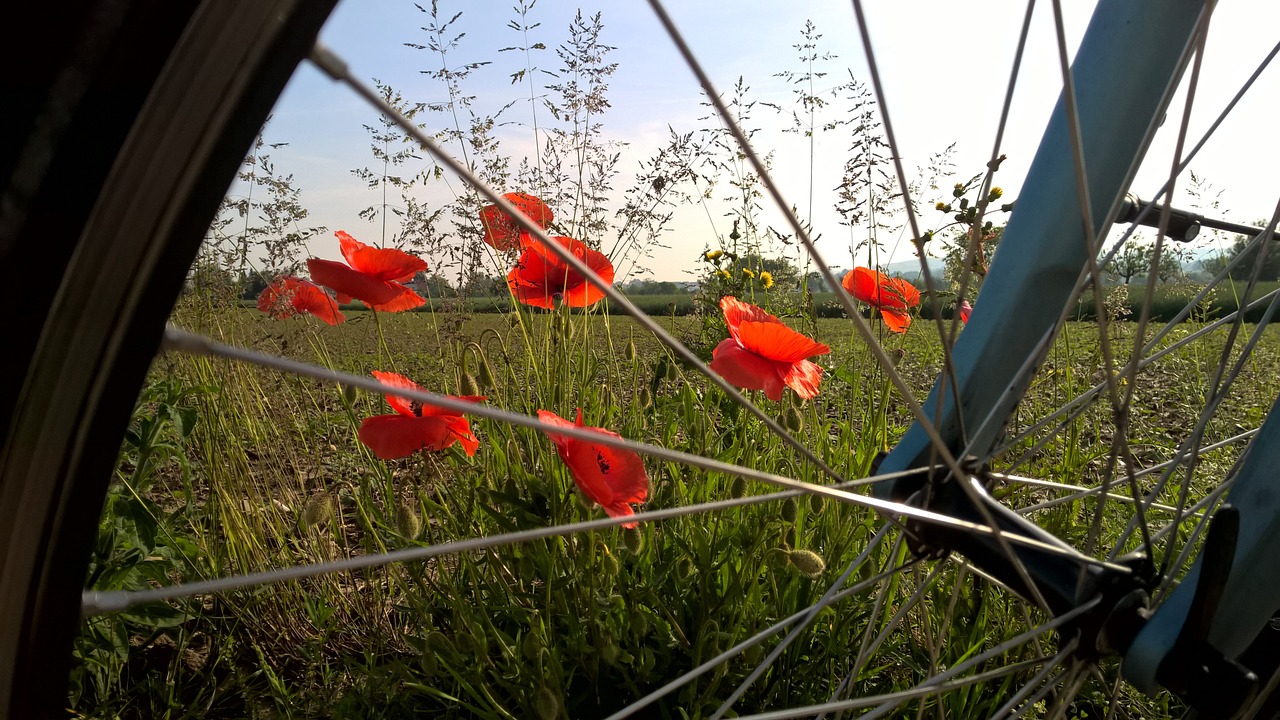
[{"left": 0, "top": 2, "right": 338, "bottom": 716}]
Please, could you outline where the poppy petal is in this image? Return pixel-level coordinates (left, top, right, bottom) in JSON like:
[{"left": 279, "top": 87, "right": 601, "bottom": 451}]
[
  {"left": 782, "top": 359, "right": 824, "bottom": 400},
  {"left": 368, "top": 284, "right": 426, "bottom": 313},
  {"left": 710, "top": 338, "right": 787, "bottom": 401},
  {"left": 882, "top": 277, "right": 921, "bottom": 310},
  {"left": 881, "top": 308, "right": 913, "bottom": 333},
  {"left": 959, "top": 300, "right": 973, "bottom": 324},
  {"left": 536, "top": 409, "right": 648, "bottom": 528},
  {"left": 257, "top": 277, "right": 345, "bottom": 325},
  {"left": 480, "top": 194, "right": 553, "bottom": 250},
  {"left": 336, "top": 230, "right": 427, "bottom": 282},
  {"left": 371, "top": 370, "right": 420, "bottom": 416},
  {"left": 290, "top": 283, "right": 345, "bottom": 325},
  {"left": 720, "top": 295, "right": 780, "bottom": 343},
  {"left": 308, "top": 258, "right": 406, "bottom": 307},
  {"left": 733, "top": 320, "right": 830, "bottom": 364},
  {"left": 358, "top": 415, "right": 457, "bottom": 459}
]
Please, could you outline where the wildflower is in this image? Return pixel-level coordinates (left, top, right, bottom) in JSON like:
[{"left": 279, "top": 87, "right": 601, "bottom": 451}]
[
  {"left": 307, "top": 231, "right": 427, "bottom": 312},
  {"left": 935, "top": 201, "right": 949, "bottom": 212},
  {"left": 959, "top": 299, "right": 973, "bottom": 324},
  {"left": 709, "top": 296, "right": 830, "bottom": 401},
  {"left": 705, "top": 249, "right": 724, "bottom": 261},
  {"left": 987, "top": 186, "right": 1004, "bottom": 201},
  {"left": 358, "top": 370, "right": 484, "bottom": 459},
  {"left": 536, "top": 408, "right": 649, "bottom": 528},
  {"left": 507, "top": 235, "right": 614, "bottom": 309},
  {"left": 741, "top": 267, "right": 756, "bottom": 279},
  {"left": 716, "top": 269, "right": 732, "bottom": 280},
  {"left": 256, "top": 276, "right": 345, "bottom": 325},
  {"left": 759, "top": 271, "right": 775, "bottom": 289},
  {"left": 478, "top": 193, "right": 554, "bottom": 251},
  {"left": 841, "top": 267, "right": 921, "bottom": 334}
]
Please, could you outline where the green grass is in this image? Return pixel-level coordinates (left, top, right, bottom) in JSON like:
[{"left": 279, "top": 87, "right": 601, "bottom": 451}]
[{"left": 71, "top": 297, "right": 1280, "bottom": 719}]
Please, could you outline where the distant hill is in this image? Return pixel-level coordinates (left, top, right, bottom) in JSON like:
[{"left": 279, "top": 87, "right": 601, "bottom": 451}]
[{"left": 883, "top": 258, "right": 945, "bottom": 282}]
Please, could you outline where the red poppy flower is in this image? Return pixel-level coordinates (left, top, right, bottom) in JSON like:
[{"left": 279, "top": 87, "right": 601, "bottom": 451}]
[
  {"left": 479, "top": 193, "right": 554, "bottom": 251},
  {"left": 307, "top": 231, "right": 427, "bottom": 312},
  {"left": 358, "top": 371, "right": 485, "bottom": 459},
  {"left": 506, "top": 235, "right": 614, "bottom": 309},
  {"left": 256, "top": 276, "right": 345, "bottom": 325},
  {"left": 842, "top": 267, "right": 921, "bottom": 333},
  {"left": 709, "top": 296, "right": 830, "bottom": 401},
  {"left": 536, "top": 408, "right": 649, "bottom": 528},
  {"left": 959, "top": 299, "right": 973, "bottom": 324}
]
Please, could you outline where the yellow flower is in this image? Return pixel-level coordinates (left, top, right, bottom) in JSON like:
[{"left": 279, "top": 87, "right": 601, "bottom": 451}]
[
  {"left": 741, "top": 268, "right": 756, "bottom": 279},
  {"left": 987, "top": 186, "right": 1004, "bottom": 202},
  {"left": 935, "top": 202, "right": 950, "bottom": 212},
  {"left": 716, "top": 269, "right": 732, "bottom": 280},
  {"left": 705, "top": 250, "right": 724, "bottom": 261},
  {"left": 759, "top": 271, "right": 774, "bottom": 289}
]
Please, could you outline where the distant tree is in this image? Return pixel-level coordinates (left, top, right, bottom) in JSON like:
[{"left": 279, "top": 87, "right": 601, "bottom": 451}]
[
  {"left": 622, "top": 280, "right": 683, "bottom": 295},
  {"left": 942, "top": 225, "right": 1002, "bottom": 293},
  {"left": 1106, "top": 240, "right": 1186, "bottom": 285},
  {"left": 1200, "top": 224, "right": 1280, "bottom": 281}
]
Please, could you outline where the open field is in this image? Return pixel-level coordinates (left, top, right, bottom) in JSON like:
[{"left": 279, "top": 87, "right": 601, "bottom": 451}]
[{"left": 74, "top": 300, "right": 1280, "bottom": 718}]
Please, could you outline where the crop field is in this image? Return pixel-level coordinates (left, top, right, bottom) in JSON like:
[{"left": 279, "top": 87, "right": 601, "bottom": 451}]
[{"left": 70, "top": 292, "right": 1280, "bottom": 719}]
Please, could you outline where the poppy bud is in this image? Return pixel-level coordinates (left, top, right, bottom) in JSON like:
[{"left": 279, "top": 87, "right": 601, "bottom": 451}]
[
  {"left": 522, "top": 631, "right": 543, "bottom": 660},
  {"left": 730, "top": 476, "right": 747, "bottom": 499},
  {"left": 427, "top": 632, "right": 458, "bottom": 659},
  {"left": 638, "top": 386, "right": 653, "bottom": 409},
  {"left": 395, "top": 503, "right": 422, "bottom": 539},
  {"left": 789, "top": 548, "right": 826, "bottom": 577},
  {"left": 743, "top": 643, "right": 764, "bottom": 665},
  {"left": 625, "top": 339, "right": 637, "bottom": 361},
  {"left": 808, "top": 492, "right": 823, "bottom": 514},
  {"left": 781, "top": 497, "right": 798, "bottom": 523},
  {"left": 476, "top": 355, "right": 496, "bottom": 389},
  {"left": 623, "top": 526, "right": 644, "bottom": 554},
  {"left": 599, "top": 643, "right": 621, "bottom": 665},
  {"left": 460, "top": 372, "right": 482, "bottom": 397},
  {"left": 784, "top": 406, "right": 804, "bottom": 433},
  {"left": 601, "top": 552, "right": 621, "bottom": 577},
  {"left": 340, "top": 383, "right": 357, "bottom": 405},
  {"left": 629, "top": 607, "right": 650, "bottom": 636},
  {"left": 784, "top": 527, "right": 797, "bottom": 548},
  {"left": 535, "top": 687, "right": 561, "bottom": 720},
  {"left": 664, "top": 361, "right": 679, "bottom": 383},
  {"left": 301, "top": 491, "right": 335, "bottom": 530},
  {"left": 959, "top": 197, "right": 969, "bottom": 210}
]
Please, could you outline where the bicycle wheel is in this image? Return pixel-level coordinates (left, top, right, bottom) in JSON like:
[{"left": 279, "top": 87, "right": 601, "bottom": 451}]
[
  {"left": 6, "top": 0, "right": 1280, "bottom": 717},
  {"left": 0, "top": 2, "right": 338, "bottom": 717}
]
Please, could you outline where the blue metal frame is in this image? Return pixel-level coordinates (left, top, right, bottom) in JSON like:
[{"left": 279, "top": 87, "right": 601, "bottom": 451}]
[{"left": 870, "top": 0, "right": 1280, "bottom": 699}]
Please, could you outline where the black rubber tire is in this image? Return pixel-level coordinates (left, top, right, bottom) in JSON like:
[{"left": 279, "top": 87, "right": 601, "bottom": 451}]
[{"left": 0, "top": 2, "right": 337, "bottom": 716}]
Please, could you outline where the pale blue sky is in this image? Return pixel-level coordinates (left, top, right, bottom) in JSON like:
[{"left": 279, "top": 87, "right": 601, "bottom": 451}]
[{"left": 249, "top": 1, "right": 1280, "bottom": 282}]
